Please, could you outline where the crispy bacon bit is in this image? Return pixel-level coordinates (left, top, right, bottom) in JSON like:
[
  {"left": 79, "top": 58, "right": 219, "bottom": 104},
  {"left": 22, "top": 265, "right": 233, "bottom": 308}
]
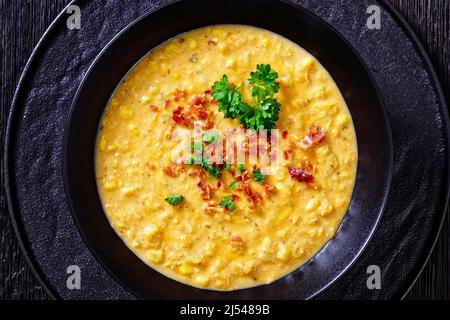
[
  {"left": 173, "top": 88, "right": 186, "bottom": 102},
  {"left": 299, "top": 125, "right": 326, "bottom": 150},
  {"left": 164, "top": 99, "right": 171, "bottom": 108},
  {"left": 204, "top": 89, "right": 212, "bottom": 95},
  {"left": 188, "top": 94, "right": 206, "bottom": 107},
  {"left": 283, "top": 150, "right": 290, "bottom": 160},
  {"left": 282, "top": 129, "right": 288, "bottom": 139},
  {"left": 192, "top": 106, "right": 208, "bottom": 120},
  {"left": 163, "top": 166, "right": 176, "bottom": 177},
  {"left": 288, "top": 167, "right": 313, "bottom": 182},
  {"left": 236, "top": 181, "right": 245, "bottom": 191},
  {"left": 234, "top": 170, "right": 251, "bottom": 182},
  {"left": 302, "top": 159, "right": 314, "bottom": 173},
  {"left": 262, "top": 182, "right": 276, "bottom": 196},
  {"left": 188, "top": 170, "right": 197, "bottom": 177},
  {"left": 163, "top": 164, "right": 184, "bottom": 177},
  {"left": 231, "top": 194, "right": 240, "bottom": 201},
  {"left": 217, "top": 180, "right": 225, "bottom": 191},
  {"left": 197, "top": 181, "right": 213, "bottom": 200},
  {"left": 171, "top": 94, "right": 214, "bottom": 129},
  {"left": 203, "top": 202, "right": 218, "bottom": 215},
  {"left": 242, "top": 182, "right": 263, "bottom": 209},
  {"left": 231, "top": 234, "right": 245, "bottom": 247},
  {"left": 149, "top": 104, "right": 158, "bottom": 112},
  {"left": 307, "top": 182, "right": 321, "bottom": 190},
  {"left": 172, "top": 106, "right": 191, "bottom": 127}
]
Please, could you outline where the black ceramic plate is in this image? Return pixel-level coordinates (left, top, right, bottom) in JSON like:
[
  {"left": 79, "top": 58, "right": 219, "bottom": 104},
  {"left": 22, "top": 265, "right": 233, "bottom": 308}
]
[
  {"left": 64, "top": 0, "right": 392, "bottom": 299},
  {"left": 4, "top": 0, "right": 449, "bottom": 300}
]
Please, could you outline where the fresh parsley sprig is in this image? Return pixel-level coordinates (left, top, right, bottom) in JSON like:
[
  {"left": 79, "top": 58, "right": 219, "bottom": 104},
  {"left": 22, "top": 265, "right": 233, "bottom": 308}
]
[
  {"left": 219, "top": 195, "right": 236, "bottom": 211},
  {"left": 253, "top": 170, "right": 266, "bottom": 183},
  {"left": 211, "top": 64, "right": 281, "bottom": 130},
  {"left": 165, "top": 194, "right": 184, "bottom": 206}
]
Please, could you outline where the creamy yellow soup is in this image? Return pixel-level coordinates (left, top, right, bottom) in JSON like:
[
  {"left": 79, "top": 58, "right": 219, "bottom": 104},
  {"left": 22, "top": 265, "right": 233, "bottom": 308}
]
[{"left": 96, "top": 25, "right": 357, "bottom": 291}]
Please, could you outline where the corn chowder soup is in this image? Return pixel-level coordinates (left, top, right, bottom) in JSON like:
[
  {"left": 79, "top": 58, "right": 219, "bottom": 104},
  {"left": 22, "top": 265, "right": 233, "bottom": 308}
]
[{"left": 96, "top": 25, "right": 357, "bottom": 290}]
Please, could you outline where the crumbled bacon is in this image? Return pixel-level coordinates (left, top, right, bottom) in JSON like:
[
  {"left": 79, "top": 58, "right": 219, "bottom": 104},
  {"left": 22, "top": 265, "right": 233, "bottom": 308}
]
[
  {"left": 163, "top": 164, "right": 184, "bottom": 177},
  {"left": 231, "top": 194, "right": 240, "bottom": 201},
  {"left": 204, "top": 89, "right": 212, "bottom": 95},
  {"left": 234, "top": 170, "right": 251, "bottom": 182},
  {"left": 242, "top": 182, "right": 263, "bottom": 209},
  {"left": 163, "top": 166, "right": 176, "bottom": 177},
  {"left": 288, "top": 167, "right": 313, "bottom": 182},
  {"left": 283, "top": 150, "right": 290, "bottom": 160},
  {"left": 197, "top": 181, "right": 213, "bottom": 200},
  {"left": 307, "top": 182, "right": 321, "bottom": 190},
  {"left": 188, "top": 94, "right": 206, "bottom": 107},
  {"left": 173, "top": 88, "right": 186, "bottom": 101},
  {"left": 299, "top": 125, "right": 326, "bottom": 150},
  {"left": 171, "top": 94, "right": 214, "bottom": 129},
  {"left": 203, "top": 202, "right": 218, "bottom": 215},
  {"left": 172, "top": 106, "right": 191, "bottom": 127},
  {"left": 188, "top": 169, "right": 197, "bottom": 177},
  {"left": 164, "top": 99, "right": 171, "bottom": 108},
  {"left": 262, "top": 182, "right": 276, "bottom": 196},
  {"left": 231, "top": 234, "right": 245, "bottom": 247},
  {"left": 282, "top": 129, "right": 288, "bottom": 139},
  {"left": 217, "top": 180, "right": 226, "bottom": 191},
  {"left": 149, "top": 104, "right": 158, "bottom": 112}
]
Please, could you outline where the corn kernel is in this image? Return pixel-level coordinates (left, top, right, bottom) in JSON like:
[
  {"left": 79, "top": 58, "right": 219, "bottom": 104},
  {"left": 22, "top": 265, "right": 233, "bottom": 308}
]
[
  {"left": 337, "top": 114, "right": 350, "bottom": 126},
  {"left": 142, "top": 224, "right": 159, "bottom": 238},
  {"left": 188, "top": 39, "right": 198, "bottom": 49},
  {"left": 121, "top": 185, "right": 138, "bottom": 196},
  {"left": 241, "top": 261, "right": 255, "bottom": 274},
  {"left": 276, "top": 245, "right": 291, "bottom": 262},
  {"left": 305, "top": 197, "right": 320, "bottom": 211},
  {"left": 179, "top": 263, "right": 193, "bottom": 275},
  {"left": 147, "top": 250, "right": 163, "bottom": 263},
  {"left": 140, "top": 95, "right": 149, "bottom": 103},
  {"left": 99, "top": 136, "right": 107, "bottom": 151},
  {"left": 195, "top": 274, "right": 210, "bottom": 286},
  {"left": 119, "top": 105, "right": 132, "bottom": 119},
  {"left": 128, "top": 123, "right": 140, "bottom": 136},
  {"left": 104, "top": 180, "right": 117, "bottom": 191},
  {"left": 213, "top": 28, "right": 226, "bottom": 37}
]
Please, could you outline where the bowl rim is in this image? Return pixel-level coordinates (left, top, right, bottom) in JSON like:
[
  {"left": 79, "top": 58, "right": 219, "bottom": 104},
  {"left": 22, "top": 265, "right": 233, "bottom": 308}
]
[{"left": 62, "top": 0, "right": 393, "bottom": 299}]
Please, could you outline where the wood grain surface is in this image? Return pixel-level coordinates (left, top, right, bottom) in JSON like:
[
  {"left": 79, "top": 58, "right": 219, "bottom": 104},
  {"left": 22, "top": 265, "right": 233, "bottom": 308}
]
[{"left": 0, "top": 0, "right": 448, "bottom": 300}]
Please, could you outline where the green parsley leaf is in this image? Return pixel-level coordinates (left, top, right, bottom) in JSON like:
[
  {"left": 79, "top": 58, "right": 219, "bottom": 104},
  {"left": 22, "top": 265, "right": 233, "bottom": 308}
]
[
  {"left": 165, "top": 194, "right": 183, "bottom": 205},
  {"left": 211, "top": 75, "right": 247, "bottom": 119},
  {"left": 219, "top": 195, "right": 236, "bottom": 211},
  {"left": 229, "top": 181, "right": 237, "bottom": 189},
  {"left": 201, "top": 157, "right": 221, "bottom": 179},
  {"left": 253, "top": 170, "right": 265, "bottom": 183},
  {"left": 211, "top": 64, "right": 281, "bottom": 130},
  {"left": 249, "top": 64, "right": 280, "bottom": 102},
  {"left": 236, "top": 163, "right": 245, "bottom": 173},
  {"left": 223, "top": 162, "right": 231, "bottom": 170}
]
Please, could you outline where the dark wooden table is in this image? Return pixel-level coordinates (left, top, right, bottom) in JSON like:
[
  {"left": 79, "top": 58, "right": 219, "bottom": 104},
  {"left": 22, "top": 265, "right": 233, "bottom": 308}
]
[{"left": 1, "top": 0, "right": 449, "bottom": 300}]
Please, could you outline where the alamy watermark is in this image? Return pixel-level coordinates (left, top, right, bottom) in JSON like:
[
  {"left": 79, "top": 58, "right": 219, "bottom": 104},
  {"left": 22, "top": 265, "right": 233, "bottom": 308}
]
[
  {"left": 170, "top": 121, "right": 280, "bottom": 175},
  {"left": 366, "top": 265, "right": 381, "bottom": 290},
  {"left": 66, "top": 265, "right": 81, "bottom": 290},
  {"left": 66, "top": 5, "right": 81, "bottom": 30},
  {"left": 366, "top": 5, "right": 381, "bottom": 30}
]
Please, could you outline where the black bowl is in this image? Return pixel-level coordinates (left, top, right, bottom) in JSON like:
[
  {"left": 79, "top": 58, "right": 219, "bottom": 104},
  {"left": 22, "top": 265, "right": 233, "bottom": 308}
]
[{"left": 64, "top": 0, "right": 392, "bottom": 299}]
